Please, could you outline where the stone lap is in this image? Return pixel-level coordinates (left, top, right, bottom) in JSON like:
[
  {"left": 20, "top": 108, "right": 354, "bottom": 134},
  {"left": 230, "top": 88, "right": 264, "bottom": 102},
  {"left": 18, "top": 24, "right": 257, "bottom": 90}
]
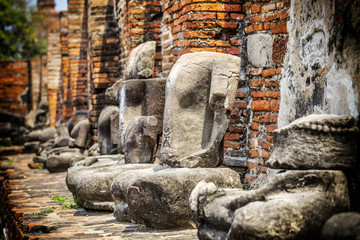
[{"left": 0, "top": 153, "right": 197, "bottom": 239}]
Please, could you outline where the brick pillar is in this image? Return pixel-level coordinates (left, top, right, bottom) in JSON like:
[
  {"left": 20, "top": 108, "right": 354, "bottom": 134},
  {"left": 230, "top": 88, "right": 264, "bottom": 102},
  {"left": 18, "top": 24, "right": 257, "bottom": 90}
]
[
  {"left": 40, "top": 55, "right": 48, "bottom": 103},
  {"left": 243, "top": 0, "right": 289, "bottom": 184},
  {"left": 115, "top": 0, "right": 162, "bottom": 78},
  {"left": 30, "top": 58, "right": 41, "bottom": 112},
  {"left": 68, "top": 0, "right": 89, "bottom": 123},
  {"left": 88, "top": 0, "right": 120, "bottom": 142},
  {"left": 47, "top": 15, "right": 61, "bottom": 128},
  {"left": 60, "top": 11, "right": 72, "bottom": 122}
]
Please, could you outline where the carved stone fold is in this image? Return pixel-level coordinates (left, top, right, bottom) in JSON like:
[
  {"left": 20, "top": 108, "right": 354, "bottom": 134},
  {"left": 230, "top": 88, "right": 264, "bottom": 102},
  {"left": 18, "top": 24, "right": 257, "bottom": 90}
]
[{"left": 267, "top": 114, "right": 358, "bottom": 170}]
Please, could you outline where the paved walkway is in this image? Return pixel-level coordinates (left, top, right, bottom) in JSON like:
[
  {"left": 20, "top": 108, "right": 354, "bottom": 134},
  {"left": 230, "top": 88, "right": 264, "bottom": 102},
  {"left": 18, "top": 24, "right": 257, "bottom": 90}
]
[{"left": 0, "top": 153, "right": 198, "bottom": 239}]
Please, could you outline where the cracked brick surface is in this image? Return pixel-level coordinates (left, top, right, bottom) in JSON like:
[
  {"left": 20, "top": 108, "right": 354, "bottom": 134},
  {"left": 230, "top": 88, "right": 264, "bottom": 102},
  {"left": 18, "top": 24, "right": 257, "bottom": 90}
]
[{"left": 0, "top": 153, "right": 198, "bottom": 239}]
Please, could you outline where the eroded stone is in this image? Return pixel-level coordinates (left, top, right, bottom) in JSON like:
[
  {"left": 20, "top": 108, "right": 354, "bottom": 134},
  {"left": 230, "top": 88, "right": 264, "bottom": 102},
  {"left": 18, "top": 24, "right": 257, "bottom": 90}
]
[
  {"left": 159, "top": 52, "right": 240, "bottom": 168},
  {"left": 124, "top": 116, "right": 158, "bottom": 163},
  {"left": 125, "top": 41, "right": 156, "bottom": 79},
  {"left": 98, "top": 106, "right": 119, "bottom": 155},
  {"left": 191, "top": 170, "right": 350, "bottom": 240},
  {"left": 122, "top": 167, "right": 241, "bottom": 228},
  {"left": 267, "top": 114, "right": 358, "bottom": 170}
]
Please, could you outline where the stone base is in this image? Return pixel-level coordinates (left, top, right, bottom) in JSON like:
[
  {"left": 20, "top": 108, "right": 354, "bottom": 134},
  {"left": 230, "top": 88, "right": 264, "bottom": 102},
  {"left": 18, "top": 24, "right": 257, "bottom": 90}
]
[
  {"left": 66, "top": 159, "right": 158, "bottom": 211},
  {"left": 113, "top": 167, "right": 241, "bottom": 229}
]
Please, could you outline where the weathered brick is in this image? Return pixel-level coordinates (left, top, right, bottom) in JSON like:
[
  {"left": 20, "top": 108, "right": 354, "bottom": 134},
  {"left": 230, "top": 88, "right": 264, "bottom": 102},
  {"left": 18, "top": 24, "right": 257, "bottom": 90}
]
[{"left": 251, "top": 100, "right": 270, "bottom": 111}]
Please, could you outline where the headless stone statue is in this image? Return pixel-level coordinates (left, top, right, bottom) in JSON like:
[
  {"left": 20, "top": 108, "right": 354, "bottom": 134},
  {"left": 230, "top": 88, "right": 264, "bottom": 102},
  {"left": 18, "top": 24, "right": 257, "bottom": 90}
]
[
  {"left": 69, "top": 119, "right": 90, "bottom": 149},
  {"left": 98, "top": 106, "right": 119, "bottom": 155},
  {"left": 190, "top": 114, "right": 358, "bottom": 240},
  {"left": 159, "top": 52, "right": 240, "bottom": 168},
  {"left": 118, "top": 78, "right": 165, "bottom": 155}
]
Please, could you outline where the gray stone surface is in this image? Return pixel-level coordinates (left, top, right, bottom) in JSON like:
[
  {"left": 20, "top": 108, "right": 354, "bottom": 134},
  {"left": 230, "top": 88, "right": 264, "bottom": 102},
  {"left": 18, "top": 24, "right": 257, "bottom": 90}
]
[
  {"left": 121, "top": 167, "right": 241, "bottom": 229},
  {"left": 124, "top": 116, "right": 158, "bottom": 163},
  {"left": 191, "top": 170, "right": 350, "bottom": 240},
  {"left": 47, "top": 149, "right": 84, "bottom": 173},
  {"left": 321, "top": 212, "right": 360, "bottom": 240},
  {"left": 24, "top": 129, "right": 42, "bottom": 142},
  {"left": 25, "top": 110, "right": 36, "bottom": 129},
  {"left": 105, "top": 79, "right": 123, "bottom": 105},
  {"left": 278, "top": 0, "right": 360, "bottom": 127},
  {"left": 98, "top": 106, "right": 120, "bottom": 155},
  {"left": 39, "top": 127, "right": 57, "bottom": 143},
  {"left": 118, "top": 78, "right": 165, "bottom": 153},
  {"left": 70, "top": 119, "right": 90, "bottom": 148},
  {"left": 247, "top": 34, "right": 273, "bottom": 67},
  {"left": 66, "top": 161, "right": 157, "bottom": 210},
  {"left": 54, "top": 123, "right": 70, "bottom": 147},
  {"left": 159, "top": 52, "right": 240, "bottom": 168},
  {"left": 267, "top": 114, "right": 358, "bottom": 170},
  {"left": 125, "top": 41, "right": 156, "bottom": 79},
  {"left": 88, "top": 143, "right": 100, "bottom": 156}
]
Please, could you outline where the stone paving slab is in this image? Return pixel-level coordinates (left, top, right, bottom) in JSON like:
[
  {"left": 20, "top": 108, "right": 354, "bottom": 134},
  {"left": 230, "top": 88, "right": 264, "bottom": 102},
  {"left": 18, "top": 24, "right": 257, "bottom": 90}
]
[{"left": 0, "top": 153, "right": 198, "bottom": 239}]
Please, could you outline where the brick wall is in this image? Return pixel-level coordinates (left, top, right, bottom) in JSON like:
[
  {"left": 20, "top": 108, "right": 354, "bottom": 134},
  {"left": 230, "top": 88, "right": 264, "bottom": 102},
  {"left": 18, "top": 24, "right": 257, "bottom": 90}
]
[
  {"left": 115, "top": 0, "right": 162, "bottom": 78},
  {"left": 59, "top": 11, "right": 72, "bottom": 122},
  {"left": 0, "top": 61, "right": 30, "bottom": 116},
  {"left": 243, "top": 0, "right": 290, "bottom": 184},
  {"left": 161, "top": 0, "right": 243, "bottom": 78},
  {"left": 47, "top": 14, "right": 61, "bottom": 127},
  {"left": 68, "top": 0, "right": 89, "bottom": 123},
  {"left": 88, "top": 0, "right": 121, "bottom": 142}
]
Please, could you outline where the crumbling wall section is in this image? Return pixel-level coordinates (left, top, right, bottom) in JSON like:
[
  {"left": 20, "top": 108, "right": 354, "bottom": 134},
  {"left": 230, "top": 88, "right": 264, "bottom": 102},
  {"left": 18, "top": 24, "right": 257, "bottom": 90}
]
[
  {"left": 279, "top": 0, "right": 360, "bottom": 126},
  {"left": 47, "top": 15, "right": 61, "bottom": 127},
  {"left": 88, "top": 0, "right": 121, "bottom": 142},
  {"left": 0, "top": 61, "right": 30, "bottom": 116},
  {"left": 60, "top": 11, "right": 72, "bottom": 122},
  {"left": 68, "top": 0, "right": 89, "bottom": 123}
]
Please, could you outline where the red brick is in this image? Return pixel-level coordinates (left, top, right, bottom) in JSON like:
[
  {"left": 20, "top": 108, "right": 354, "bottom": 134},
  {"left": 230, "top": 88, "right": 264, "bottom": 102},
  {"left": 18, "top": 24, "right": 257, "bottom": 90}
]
[
  {"left": 233, "top": 101, "right": 247, "bottom": 109},
  {"left": 262, "top": 69, "right": 276, "bottom": 77},
  {"left": 270, "top": 99, "right": 280, "bottom": 111},
  {"left": 251, "top": 122, "right": 259, "bottom": 131},
  {"left": 266, "top": 125, "right": 278, "bottom": 132},
  {"left": 249, "top": 78, "right": 264, "bottom": 88},
  {"left": 252, "top": 4, "right": 261, "bottom": 14},
  {"left": 251, "top": 91, "right": 266, "bottom": 98},
  {"left": 248, "top": 149, "right": 260, "bottom": 158},
  {"left": 271, "top": 21, "right": 287, "bottom": 34},
  {"left": 224, "top": 141, "right": 241, "bottom": 149},
  {"left": 226, "top": 47, "right": 241, "bottom": 55},
  {"left": 224, "top": 133, "right": 242, "bottom": 141},
  {"left": 251, "top": 100, "right": 270, "bottom": 111}
]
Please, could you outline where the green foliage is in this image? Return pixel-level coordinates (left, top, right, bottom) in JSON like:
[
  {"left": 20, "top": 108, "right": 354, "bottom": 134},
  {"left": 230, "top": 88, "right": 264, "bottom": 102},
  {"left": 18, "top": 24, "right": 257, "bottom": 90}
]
[
  {"left": 30, "top": 206, "right": 57, "bottom": 215},
  {"left": 61, "top": 203, "right": 79, "bottom": 209},
  {"left": 51, "top": 195, "right": 73, "bottom": 203},
  {"left": 38, "top": 163, "right": 44, "bottom": 169},
  {"left": 4, "top": 159, "right": 13, "bottom": 166},
  {"left": 0, "top": 0, "right": 47, "bottom": 60}
]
